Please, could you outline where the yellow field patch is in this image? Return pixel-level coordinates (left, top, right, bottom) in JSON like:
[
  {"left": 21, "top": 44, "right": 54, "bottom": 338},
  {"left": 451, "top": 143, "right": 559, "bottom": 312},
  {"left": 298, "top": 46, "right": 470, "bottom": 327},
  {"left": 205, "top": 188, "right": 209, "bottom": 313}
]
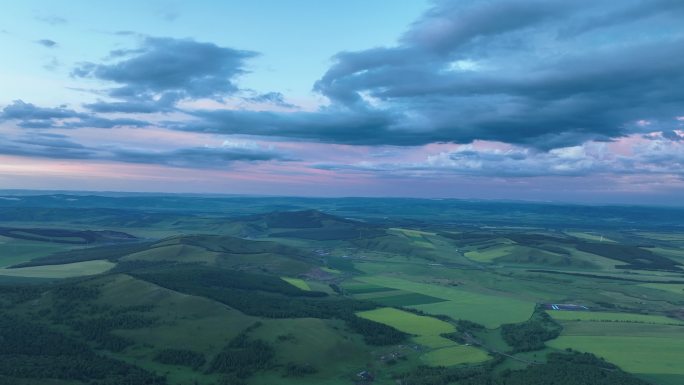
[{"left": 281, "top": 277, "right": 311, "bottom": 291}]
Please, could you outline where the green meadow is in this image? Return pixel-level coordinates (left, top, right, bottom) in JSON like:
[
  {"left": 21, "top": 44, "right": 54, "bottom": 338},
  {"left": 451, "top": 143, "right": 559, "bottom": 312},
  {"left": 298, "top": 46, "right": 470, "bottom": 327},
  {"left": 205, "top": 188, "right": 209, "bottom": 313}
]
[
  {"left": 2, "top": 197, "right": 684, "bottom": 385},
  {"left": 0, "top": 236, "right": 72, "bottom": 268},
  {"left": 356, "top": 307, "right": 490, "bottom": 366},
  {"left": 0, "top": 259, "right": 114, "bottom": 278},
  {"left": 464, "top": 244, "right": 516, "bottom": 262},
  {"left": 357, "top": 276, "right": 535, "bottom": 328},
  {"left": 640, "top": 283, "right": 684, "bottom": 295},
  {"left": 420, "top": 345, "right": 490, "bottom": 366},
  {"left": 356, "top": 307, "right": 455, "bottom": 338},
  {"left": 548, "top": 336, "right": 684, "bottom": 382},
  {"left": 548, "top": 310, "right": 684, "bottom": 325},
  {"left": 565, "top": 231, "right": 617, "bottom": 243},
  {"left": 281, "top": 277, "right": 311, "bottom": 291}
]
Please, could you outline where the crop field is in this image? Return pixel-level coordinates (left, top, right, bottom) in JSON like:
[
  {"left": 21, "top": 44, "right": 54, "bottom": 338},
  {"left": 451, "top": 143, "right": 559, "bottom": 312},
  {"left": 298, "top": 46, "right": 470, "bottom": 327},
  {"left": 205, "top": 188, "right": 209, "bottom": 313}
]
[
  {"left": 548, "top": 310, "right": 684, "bottom": 325},
  {"left": 420, "top": 345, "right": 490, "bottom": 366},
  {"left": 0, "top": 259, "right": 114, "bottom": 278},
  {"left": 357, "top": 276, "right": 535, "bottom": 328},
  {"left": 341, "top": 282, "right": 390, "bottom": 294},
  {"left": 559, "top": 320, "right": 684, "bottom": 337},
  {"left": 548, "top": 336, "right": 684, "bottom": 383},
  {"left": 356, "top": 307, "right": 490, "bottom": 366},
  {"left": 356, "top": 307, "right": 455, "bottom": 338},
  {"left": 281, "top": 277, "right": 311, "bottom": 291},
  {"left": 367, "top": 292, "right": 447, "bottom": 307},
  {"left": 464, "top": 244, "right": 516, "bottom": 262},
  {"left": 547, "top": 320, "right": 684, "bottom": 385}
]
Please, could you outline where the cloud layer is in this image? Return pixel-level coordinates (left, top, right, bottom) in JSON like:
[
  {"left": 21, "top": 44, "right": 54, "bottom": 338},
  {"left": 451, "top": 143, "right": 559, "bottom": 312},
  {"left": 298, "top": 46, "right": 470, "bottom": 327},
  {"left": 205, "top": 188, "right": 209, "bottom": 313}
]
[
  {"left": 73, "top": 37, "right": 258, "bottom": 113},
  {"left": 1, "top": 0, "right": 684, "bottom": 197}
]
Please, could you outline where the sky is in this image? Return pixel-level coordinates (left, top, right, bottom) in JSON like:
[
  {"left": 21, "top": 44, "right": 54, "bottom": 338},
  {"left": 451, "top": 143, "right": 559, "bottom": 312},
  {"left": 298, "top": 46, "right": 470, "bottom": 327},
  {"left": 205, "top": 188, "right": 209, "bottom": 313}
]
[{"left": 1, "top": 0, "right": 683, "bottom": 205}]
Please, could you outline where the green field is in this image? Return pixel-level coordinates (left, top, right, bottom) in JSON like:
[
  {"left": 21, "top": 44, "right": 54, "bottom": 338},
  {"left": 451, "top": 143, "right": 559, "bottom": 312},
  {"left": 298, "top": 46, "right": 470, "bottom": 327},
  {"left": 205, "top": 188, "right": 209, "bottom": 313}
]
[
  {"left": 357, "top": 276, "right": 535, "bottom": 328},
  {"left": 281, "top": 277, "right": 311, "bottom": 291},
  {"left": 547, "top": 319, "right": 684, "bottom": 385},
  {"left": 565, "top": 231, "right": 616, "bottom": 243},
  {"left": 369, "top": 292, "right": 447, "bottom": 307},
  {"left": 341, "top": 282, "right": 390, "bottom": 294},
  {"left": 464, "top": 245, "right": 516, "bottom": 262},
  {"left": 640, "top": 283, "right": 684, "bottom": 295},
  {"left": 2, "top": 196, "right": 684, "bottom": 384},
  {"left": 0, "top": 259, "right": 114, "bottom": 278},
  {"left": 548, "top": 336, "right": 684, "bottom": 378},
  {"left": 356, "top": 307, "right": 490, "bottom": 366},
  {"left": 389, "top": 228, "right": 437, "bottom": 237},
  {"left": 420, "top": 345, "right": 490, "bottom": 366},
  {"left": 548, "top": 310, "right": 684, "bottom": 325},
  {"left": 0, "top": 236, "right": 70, "bottom": 268},
  {"left": 356, "top": 307, "right": 456, "bottom": 350},
  {"left": 356, "top": 307, "right": 455, "bottom": 337}
]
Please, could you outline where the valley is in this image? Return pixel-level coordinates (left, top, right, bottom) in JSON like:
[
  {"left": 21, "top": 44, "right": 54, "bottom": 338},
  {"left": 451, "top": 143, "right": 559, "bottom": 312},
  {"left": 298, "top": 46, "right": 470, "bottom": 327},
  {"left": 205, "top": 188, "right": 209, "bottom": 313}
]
[{"left": 0, "top": 194, "right": 683, "bottom": 385}]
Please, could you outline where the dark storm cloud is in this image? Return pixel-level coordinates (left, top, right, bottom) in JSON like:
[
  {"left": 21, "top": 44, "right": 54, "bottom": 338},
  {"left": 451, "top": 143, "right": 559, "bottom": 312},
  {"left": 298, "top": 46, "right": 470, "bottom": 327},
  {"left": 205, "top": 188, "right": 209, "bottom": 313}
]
[
  {"left": 175, "top": 108, "right": 409, "bottom": 145},
  {"left": 2, "top": 100, "right": 77, "bottom": 120},
  {"left": 0, "top": 134, "right": 96, "bottom": 160},
  {"left": 400, "top": 0, "right": 577, "bottom": 54},
  {"left": 0, "top": 100, "right": 149, "bottom": 129},
  {"left": 0, "top": 132, "right": 291, "bottom": 168},
  {"left": 111, "top": 145, "right": 293, "bottom": 168},
  {"left": 292, "top": 0, "right": 684, "bottom": 149},
  {"left": 558, "top": 0, "right": 684, "bottom": 37},
  {"left": 36, "top": 39, "right": 57, "bottom": 48},
  {"left": 11, "top": 0, "right": 683, "bottom": 151},
  {"left": 142, "top": 0, "right": 684, "bottom": 149},
  {"left": 83, "top": 97, "right": 176, "bottom": 114},
  {"left": 74, "top": 37, "right": 258, "bottom": 113}
]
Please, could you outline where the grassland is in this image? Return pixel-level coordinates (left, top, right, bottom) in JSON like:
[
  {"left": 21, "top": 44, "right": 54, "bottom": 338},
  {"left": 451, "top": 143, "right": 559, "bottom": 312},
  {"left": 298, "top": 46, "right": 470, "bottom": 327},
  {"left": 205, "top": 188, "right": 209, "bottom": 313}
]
[
  {"left": 420, "top": 345, "right": 490, "bottom": 366},
  {"left": 357, "top": 307, "right": 455, "bottom": 337},
  {"left": 368, "top": 293, "right": 447, "bottom": 307},
  {"left": 0, "top": 259, "right": 114, "bottom": 278},
  {"left": 356, "top": 307, "right": 490, "bottom": 366},
  {"left": 547, "top": 319, "right": 684, "bottom": 385},
  {"left": 0, "top": 236, "right": 71, "bottom": 268},
  {"left": 565, "top": 231, "right": 617, "bottom": 243},
  {"left": 548, "top": 310, "right": 684, "bottom": 325},
  {"left": 388, "top": 228, "right": 438, "bottom": 249},
  {"left": 357, "top": 276, "right": 535, "bottom": 328},
  {"left": 342, "top": 282, "right": 390, "bottom": 294},
  {"left": 548, "top": 336, "right": 684, "bottom": 379},
  {"left": 464, "top": 244, "right": 516, "bottom": 262},
  {"left": 640, "top": 283, "right": 684, "bottom": 295},
  {"left": 281, "top": 277, "right": 311, "bottom": 291},
  {"left": 2, "top": 198, "right": 684, "bottom": 385}
]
